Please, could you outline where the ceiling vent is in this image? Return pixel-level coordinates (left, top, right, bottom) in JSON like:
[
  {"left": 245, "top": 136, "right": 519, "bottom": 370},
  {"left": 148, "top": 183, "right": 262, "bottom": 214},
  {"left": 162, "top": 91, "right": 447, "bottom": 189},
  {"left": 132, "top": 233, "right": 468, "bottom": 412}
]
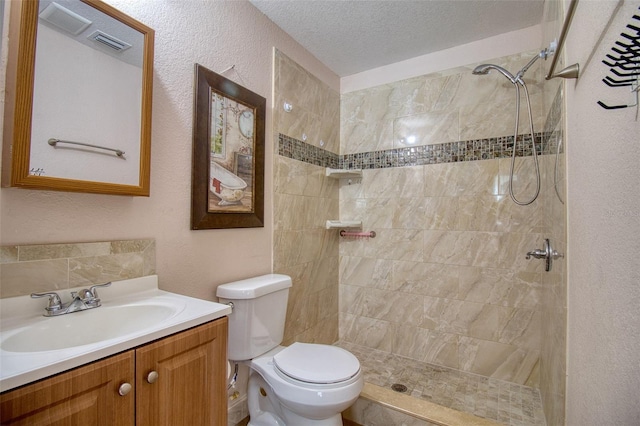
[
  {"left": 39, "top": 2, "right": 92, "bottom": 35},
  {"left": 87, "top": 30, "right": 132, "bottom": 52}
]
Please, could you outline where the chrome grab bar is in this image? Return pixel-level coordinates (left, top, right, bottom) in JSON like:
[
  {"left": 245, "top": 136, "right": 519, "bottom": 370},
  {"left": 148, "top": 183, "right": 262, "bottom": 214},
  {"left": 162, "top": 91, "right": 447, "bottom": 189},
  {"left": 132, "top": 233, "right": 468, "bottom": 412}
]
[{"left": 545, "top": 0, "right": 580, "bottom": 80}]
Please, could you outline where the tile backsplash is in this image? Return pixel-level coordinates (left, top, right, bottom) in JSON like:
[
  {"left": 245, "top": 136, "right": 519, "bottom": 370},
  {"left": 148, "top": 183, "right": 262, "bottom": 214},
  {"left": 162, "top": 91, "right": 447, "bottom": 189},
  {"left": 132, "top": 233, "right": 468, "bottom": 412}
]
[{"left": 0, "top": 239, "right": 156, "bottom": 298}]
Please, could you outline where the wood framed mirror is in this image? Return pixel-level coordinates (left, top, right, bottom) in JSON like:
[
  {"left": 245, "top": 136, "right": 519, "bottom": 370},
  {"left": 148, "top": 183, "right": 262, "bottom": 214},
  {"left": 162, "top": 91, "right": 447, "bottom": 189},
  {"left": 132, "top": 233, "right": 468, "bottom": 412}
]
[{"left": 2, "top": 0, "right": 154, "bottom": 196}]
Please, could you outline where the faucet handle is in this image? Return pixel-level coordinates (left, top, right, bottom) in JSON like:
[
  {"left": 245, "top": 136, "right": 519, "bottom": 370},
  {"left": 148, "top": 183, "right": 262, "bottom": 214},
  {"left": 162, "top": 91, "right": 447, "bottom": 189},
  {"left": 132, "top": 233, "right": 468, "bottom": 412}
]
[
  {"left": 31, "top": 292, "right": 63, "bottom": 312},
  {"left": 75, "top": 288, "right": 94, "bottom": 301},
  {"left": 89, "top": 282, "right": 112, "bottom": 299},
  {"left": 526, "top": 239, "right": 563, "bottom": 272}
]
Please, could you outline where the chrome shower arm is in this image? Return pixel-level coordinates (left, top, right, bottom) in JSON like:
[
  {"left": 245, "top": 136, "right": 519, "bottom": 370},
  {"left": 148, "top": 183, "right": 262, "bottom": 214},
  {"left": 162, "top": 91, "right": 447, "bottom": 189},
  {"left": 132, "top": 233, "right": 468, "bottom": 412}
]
[{"left": 515, "top": 52, "right": 542, "bottom": 82}]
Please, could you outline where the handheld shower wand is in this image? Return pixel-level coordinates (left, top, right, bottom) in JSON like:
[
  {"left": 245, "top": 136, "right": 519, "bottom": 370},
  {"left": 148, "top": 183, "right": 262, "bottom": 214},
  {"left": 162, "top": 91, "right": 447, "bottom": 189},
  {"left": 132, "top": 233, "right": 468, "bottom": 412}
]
[{"left": 472, "top": 49, "right": 549, "bottom": 205}]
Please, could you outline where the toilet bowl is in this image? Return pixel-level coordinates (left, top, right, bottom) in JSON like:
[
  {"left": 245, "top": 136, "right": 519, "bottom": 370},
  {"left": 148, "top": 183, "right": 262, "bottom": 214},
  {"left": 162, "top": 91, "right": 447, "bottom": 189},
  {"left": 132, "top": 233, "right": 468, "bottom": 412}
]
[
  {"left": 216, "top": 274, "right": 363, "bottom": 425},
  {"left": 247, "top": 345, "right": 362, "bottom": 425}
]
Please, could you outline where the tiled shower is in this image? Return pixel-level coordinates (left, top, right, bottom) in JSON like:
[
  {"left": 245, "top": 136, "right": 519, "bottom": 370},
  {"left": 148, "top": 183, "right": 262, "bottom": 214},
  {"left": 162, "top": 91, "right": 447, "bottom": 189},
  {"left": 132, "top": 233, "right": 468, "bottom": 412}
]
[
  {"left": 337, "top": 52, "right": 549, "bottom": 385},
  {"left": 272, "top": 15, "right": 567, "bottom": 423}
]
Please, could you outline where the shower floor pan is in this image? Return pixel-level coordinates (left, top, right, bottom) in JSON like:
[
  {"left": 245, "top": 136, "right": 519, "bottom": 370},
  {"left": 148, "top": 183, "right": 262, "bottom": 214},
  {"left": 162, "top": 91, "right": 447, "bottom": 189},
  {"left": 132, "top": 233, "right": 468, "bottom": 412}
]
[{"left": 337, "top": 342, "right": 546, "bottom": 426}]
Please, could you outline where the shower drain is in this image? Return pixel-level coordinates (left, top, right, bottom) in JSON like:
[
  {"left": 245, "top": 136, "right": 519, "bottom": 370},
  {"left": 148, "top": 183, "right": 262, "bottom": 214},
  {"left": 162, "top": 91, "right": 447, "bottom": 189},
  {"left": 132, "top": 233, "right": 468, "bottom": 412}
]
[{"left": 391, "top": 383, "right": 408, "bottom": 393}]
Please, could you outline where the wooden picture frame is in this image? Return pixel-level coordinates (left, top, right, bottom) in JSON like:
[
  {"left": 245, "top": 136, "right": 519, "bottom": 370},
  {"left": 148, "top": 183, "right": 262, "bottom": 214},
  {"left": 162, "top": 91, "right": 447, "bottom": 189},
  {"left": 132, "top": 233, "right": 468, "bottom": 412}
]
[{"left": 191, "top": 64, "right": 265, "bottom": 229}]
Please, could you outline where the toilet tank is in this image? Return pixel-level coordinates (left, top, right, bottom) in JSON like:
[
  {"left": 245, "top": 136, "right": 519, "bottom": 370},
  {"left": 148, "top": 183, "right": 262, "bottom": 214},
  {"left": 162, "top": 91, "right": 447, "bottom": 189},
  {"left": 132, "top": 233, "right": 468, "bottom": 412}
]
[{"left": 216, "top": 274, "right": 292, "bottom": 361}]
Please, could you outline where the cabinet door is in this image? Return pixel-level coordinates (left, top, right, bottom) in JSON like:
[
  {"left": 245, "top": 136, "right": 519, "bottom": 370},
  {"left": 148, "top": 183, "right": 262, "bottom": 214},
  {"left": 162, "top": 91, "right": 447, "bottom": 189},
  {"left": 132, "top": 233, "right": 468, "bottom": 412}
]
[
  {"left": 0, "top": 351, "right": 135, "bottom": 426},
  {"left": 136, "top": 318, "right": 228, "bottom": 426}
]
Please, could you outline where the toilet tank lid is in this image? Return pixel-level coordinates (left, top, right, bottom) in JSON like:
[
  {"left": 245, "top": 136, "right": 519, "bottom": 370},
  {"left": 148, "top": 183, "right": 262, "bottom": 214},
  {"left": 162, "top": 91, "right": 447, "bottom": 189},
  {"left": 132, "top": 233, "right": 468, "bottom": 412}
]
[{"left": 216, "top": 274, "right": 292, "bottom": 299}]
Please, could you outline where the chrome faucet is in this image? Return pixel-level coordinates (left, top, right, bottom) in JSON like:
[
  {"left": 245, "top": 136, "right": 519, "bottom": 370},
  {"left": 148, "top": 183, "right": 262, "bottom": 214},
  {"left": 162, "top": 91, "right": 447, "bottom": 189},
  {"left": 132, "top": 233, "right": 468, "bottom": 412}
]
[
  {"left": 526, "top": 239, "right": 563, "bottom": 272},
  {"left": 31, "top": 282, "right": 112, "bottom": 316}
]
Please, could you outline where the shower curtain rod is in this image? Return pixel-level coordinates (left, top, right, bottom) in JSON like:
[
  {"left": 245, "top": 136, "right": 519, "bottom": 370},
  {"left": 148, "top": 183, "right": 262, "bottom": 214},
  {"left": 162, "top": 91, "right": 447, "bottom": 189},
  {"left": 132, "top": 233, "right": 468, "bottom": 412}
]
[{"left": 546, "top": 0, "right": 580, "bottom": 80}]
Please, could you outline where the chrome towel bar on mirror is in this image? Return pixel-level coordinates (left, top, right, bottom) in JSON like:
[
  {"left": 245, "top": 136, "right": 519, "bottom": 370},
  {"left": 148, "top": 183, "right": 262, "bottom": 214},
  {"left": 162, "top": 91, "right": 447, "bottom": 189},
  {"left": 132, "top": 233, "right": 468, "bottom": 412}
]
[{"left": 48, "top": 138, "right": 125, "bottom": 158}]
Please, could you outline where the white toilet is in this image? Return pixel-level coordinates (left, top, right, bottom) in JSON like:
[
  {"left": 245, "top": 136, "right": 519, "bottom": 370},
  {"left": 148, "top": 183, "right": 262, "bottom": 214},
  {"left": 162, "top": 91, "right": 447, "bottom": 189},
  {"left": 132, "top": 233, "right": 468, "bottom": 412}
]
[{"left": 217, "top": 274, "right": 363, "bottom": 426}]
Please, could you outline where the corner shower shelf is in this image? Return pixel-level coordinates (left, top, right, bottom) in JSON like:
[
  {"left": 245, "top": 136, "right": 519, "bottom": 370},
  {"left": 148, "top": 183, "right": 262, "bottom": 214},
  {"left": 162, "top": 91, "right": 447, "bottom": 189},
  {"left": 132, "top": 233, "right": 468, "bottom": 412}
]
[
  {"left": 325, "top": 168, "right": 362, "bottom": 179},
  {"left": 325, "top": 220, "right": 362, "bottom": 230}
]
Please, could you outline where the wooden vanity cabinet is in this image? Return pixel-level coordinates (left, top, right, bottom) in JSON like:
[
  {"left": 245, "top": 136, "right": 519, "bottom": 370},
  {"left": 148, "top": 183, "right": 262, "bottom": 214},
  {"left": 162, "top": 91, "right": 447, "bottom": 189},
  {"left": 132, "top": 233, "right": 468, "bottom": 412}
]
[
  {"left": 136, "top": 317, "right": 228, "bottom": 426},
  {"left": 0, "top": 318, "right": 228, "bottom": 426}
]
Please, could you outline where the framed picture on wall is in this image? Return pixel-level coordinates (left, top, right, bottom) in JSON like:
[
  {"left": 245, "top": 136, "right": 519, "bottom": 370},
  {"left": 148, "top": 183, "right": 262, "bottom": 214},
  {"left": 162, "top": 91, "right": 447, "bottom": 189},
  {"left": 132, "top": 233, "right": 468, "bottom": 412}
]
[{"left": 191, "top": 63, "right": 265, "bottom": 229}]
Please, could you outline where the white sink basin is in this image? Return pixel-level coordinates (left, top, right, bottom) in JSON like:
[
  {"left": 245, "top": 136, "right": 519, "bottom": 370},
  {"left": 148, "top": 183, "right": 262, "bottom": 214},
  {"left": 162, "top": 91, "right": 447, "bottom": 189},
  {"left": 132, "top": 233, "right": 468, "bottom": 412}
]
[
  {"left": 0, "top": 275, "right": 232, "bottom": 393},
  {"left": 1, "top": 304, "right": 177, "bottom": 352}
]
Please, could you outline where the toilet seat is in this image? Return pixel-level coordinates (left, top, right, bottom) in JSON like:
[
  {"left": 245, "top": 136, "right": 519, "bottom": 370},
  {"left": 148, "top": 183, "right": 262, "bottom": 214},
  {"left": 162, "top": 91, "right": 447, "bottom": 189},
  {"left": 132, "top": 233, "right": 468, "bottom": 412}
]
[{"left": 273, "top": 342, "right": 360, "bottom": 384}]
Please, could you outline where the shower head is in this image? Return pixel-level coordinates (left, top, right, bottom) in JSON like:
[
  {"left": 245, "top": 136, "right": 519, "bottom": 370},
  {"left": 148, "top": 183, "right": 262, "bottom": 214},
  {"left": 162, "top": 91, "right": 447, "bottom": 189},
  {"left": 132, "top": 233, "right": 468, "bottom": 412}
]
[
  {"left": 472, "top": 64, "right": 516, "bottom": 84},
  {"left": 474, "top": 47, "right": 552, "bottom": 84}
]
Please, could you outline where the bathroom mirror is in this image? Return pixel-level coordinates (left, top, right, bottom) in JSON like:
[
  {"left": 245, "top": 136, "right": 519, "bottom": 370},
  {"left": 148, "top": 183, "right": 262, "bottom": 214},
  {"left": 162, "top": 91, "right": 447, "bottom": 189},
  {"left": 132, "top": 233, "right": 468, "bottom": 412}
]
[{"left": 2, "top": 0, "right": 154, "bottom": 196}]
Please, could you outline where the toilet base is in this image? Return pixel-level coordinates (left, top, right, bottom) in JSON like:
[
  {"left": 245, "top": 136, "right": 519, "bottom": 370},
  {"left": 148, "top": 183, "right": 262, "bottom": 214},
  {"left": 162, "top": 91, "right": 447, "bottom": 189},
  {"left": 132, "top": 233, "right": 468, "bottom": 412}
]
[
  {"left": 247, "top": 412, "right": 285, "bottom": 426},
  {"left": 247, "top": 371, "right": 345, "bottom": 426}
]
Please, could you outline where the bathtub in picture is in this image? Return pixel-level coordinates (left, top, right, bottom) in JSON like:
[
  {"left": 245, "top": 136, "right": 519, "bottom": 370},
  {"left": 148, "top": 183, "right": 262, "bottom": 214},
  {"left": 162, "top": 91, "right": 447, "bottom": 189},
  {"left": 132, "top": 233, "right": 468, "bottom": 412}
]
[{"left": 209, "top": 161, "right": 247, "bottom": 207}]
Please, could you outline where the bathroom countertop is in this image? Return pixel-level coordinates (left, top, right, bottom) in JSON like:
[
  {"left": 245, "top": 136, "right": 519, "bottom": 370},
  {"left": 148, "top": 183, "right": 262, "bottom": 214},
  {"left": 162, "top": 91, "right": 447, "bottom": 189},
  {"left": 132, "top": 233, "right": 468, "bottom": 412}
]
[{"left": 0, "top": 275, "right": 231, "bottom": 393}]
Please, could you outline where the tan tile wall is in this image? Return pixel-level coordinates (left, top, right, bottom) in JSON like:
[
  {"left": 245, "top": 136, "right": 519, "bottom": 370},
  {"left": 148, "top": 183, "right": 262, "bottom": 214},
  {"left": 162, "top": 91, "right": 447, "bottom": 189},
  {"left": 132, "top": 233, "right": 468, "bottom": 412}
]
[
  {"left": 273, "top": 50, "right": 341, "bottom": 345},
  {"left": 539, "top": 0, "right": 568, "bottom": 424},
  {"left": 538, "top": 130, "right": 566, "bottom": 426},
  {"left": 339, "top": 161, "right": 544, "bottom": 386},
  {"left": 340, "top": 52, "right": 545, "bottom": 155},
  {"left": 339, "top": 52, "right": 551, "bottom": 386},
  {"left": 0, "top": 239, "right": 156, "bottom": 298},
  {"left": 274, "top": 50, "right": 340, "bottom": 155}
]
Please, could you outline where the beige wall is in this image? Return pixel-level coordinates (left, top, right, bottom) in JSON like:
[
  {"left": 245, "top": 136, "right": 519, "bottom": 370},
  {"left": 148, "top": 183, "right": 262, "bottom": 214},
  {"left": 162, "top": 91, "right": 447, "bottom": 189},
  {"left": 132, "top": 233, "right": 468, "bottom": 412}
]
[
  {"left": 339, "top": 52, "right": 550, "bottom": 386},
  {"left": 0, "top": 0, "right": 338, "bottom": 301},
  {"left": 564, "top": 0, "right": 640, "bottom": 424},
  {"left": 341, "top": 25, "right": 542, "bottom": 93},
  {"left": 273, "top": 50, "right": 341, "bottom": 345}
]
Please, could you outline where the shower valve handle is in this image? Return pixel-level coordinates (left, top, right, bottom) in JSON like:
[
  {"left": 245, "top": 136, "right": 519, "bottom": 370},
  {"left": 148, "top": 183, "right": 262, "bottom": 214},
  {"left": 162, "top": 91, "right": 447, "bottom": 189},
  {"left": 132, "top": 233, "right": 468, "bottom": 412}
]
[{"left": 526, "top": 239, "right": 563, "bottom": 272}]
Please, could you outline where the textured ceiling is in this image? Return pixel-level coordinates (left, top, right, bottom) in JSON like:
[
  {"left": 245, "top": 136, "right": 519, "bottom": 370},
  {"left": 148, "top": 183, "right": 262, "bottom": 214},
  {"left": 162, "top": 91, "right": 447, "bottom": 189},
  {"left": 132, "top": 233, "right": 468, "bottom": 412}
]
[{"left": 250, "top": 0, "right": 545, "bottom": 76}]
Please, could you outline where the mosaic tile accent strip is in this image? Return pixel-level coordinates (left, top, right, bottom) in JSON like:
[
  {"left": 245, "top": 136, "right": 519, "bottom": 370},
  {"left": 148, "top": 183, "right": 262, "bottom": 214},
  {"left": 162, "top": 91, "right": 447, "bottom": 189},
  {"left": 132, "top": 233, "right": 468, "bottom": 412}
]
[
  {"left": 278, "top": 134, "right": 340, "bottom": 168},
  {"left": 278, "top": 132, "right": 550, "bottom": 170},
  {"left": 337, "top": 341, "right": 546, "bottom": 426}
]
